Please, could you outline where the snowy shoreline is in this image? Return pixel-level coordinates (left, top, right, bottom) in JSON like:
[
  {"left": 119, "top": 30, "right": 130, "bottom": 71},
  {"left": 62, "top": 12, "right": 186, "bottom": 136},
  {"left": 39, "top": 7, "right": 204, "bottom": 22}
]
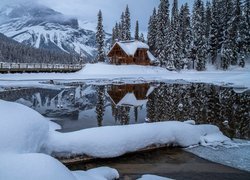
[{"left": 0, "top": 63, "right": 250, "bottom": 89}]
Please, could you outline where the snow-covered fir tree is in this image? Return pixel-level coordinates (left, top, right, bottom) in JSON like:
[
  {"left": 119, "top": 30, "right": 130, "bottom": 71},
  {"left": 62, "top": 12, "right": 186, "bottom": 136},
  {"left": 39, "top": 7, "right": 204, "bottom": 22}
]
[
  {"left": 124, "top": 5, "right": 131, "bottom": 40},
  {"left": 209, "top": 0, "right": 220, "bottom": 66},
  {"left": 95, "top": 10, "right": 106, "bottom": 63},
  {"left": 120, "top": 12, "right": 126, "bottom": 40},
  {"left": 111, "top": 23, "right": 119, "bottom": 46},
  {"left": 170, "top": 0, "right": 182, "bottom": 70},
  {"left": 147, "top": 8, "right": 158, "bottom": 56},
  {"left": 179, "top": 3, "right": 192, "bottom": 68},
  {"left": 243, "top": 0, "right": 250, "bottom": 53},
  {"left": 192, "top": 0, "right": 206, "bottom": 71},
  {"left": 135, "top": 20, "right": 139, "bottom": 40},
  {"left": 220, "top": 0, "right": 234, "bottom": 70},
  {"left": 205, "top": 1, "right": 212, "bottom": 40},
  {"left": 139, "top": 33, "right": 145, "bottom": 43},
  {"left": 156, "top": 0, "right": 171, "bottom": 66}
]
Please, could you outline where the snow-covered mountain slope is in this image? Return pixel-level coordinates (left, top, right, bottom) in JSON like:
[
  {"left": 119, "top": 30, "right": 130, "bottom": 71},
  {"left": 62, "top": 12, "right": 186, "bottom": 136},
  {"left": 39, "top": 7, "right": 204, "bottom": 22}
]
[{"left": 0, "top": 3, "right": 110, "bottom": 61}]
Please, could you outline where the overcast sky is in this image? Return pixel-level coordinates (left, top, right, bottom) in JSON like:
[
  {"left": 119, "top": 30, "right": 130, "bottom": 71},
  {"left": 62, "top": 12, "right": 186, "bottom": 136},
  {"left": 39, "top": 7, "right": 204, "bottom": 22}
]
[{"left": 0, "top": 0, "right": 195, "bottom": 33}]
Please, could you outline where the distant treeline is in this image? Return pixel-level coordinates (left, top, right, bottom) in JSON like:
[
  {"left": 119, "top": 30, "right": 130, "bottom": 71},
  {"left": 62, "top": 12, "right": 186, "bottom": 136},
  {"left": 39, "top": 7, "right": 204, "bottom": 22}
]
[{"left": 0, "top": 33, "right": 83, "bottom": 64}]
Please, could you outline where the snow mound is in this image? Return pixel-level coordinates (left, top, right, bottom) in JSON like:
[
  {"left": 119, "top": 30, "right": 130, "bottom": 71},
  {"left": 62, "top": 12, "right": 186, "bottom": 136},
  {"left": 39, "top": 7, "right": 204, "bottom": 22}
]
[
  {"left": 0, "top": 153, "right": 118, "bottom": 180},
  {"left": 46, "top": 121, "right": 230, "bottom": 158},
  {"left": 0, "top": 100, "right": 49, "bottom": 153}
]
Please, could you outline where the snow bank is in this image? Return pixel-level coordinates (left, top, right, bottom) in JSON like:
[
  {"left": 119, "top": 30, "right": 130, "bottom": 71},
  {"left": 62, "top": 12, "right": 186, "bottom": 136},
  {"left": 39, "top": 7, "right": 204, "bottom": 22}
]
[
  {"left": 78, "top": 63, "right": 168, "bottom": 75},
  {"left": 46, "top": 121, "right": 230, "bottom": 158},
  {"left": 0, "top": 100, "right": 49, "bottom": 153}
]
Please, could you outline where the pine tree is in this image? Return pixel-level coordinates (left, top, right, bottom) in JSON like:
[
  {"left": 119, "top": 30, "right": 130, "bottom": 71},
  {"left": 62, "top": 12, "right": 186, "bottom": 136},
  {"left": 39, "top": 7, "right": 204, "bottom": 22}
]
[
  {"left": 139, "top": 33, "right": 145, "bottom": 43},
  {"left": 156, "top": 0, "right": 170, "bottom": 66},
  {"left": 124, "top": 5, "right": 131, "bottom": 40},
  {"left": 170, "top": 0, "right": 182, "bottom": 70},
  {"left": 179, "top": 3, "right": 192, "bottom": 68},
  {"left": 221, "top": 0, "right": 234, "bottom": 70},
  {"left": 120, "top": 12, "right": 125, "bottom": 40},
  {"left": 192, "top": 0, "right": 206, "bottom": 71},
  {"left": 205, "top": 1, "right": 212, "bottom": 40},
  {"left": 244, "top": 0, "right": 250, "bottom": 53},
  {"left": 229, "top": 0, "right": 241, "bottom": 65},
  {"left": 111, "top": 22, "right": 119, "bottom": 46},
  {"left": 209, "top": 0, "right": 220, "bottom": 66},
  {"left": 135, "top": 20, "right": 139, "bottom": 40},
  {"left": 238, "top": 0, "right": 249, "bottom": 67},
  {"left": 96, "top": 10, "right": 106, "bottom": 62},
  {"left": 147, "top": 8, "right": 158, "bottom": 56},
  {"left": 111, "top": 27, "right": 116, "bottom": 46}
]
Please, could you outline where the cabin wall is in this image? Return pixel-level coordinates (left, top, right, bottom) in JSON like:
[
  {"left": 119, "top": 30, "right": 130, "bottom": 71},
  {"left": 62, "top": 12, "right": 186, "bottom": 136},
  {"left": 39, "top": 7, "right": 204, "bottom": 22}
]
[{"left": 108, "top": 45, "right": 151, "bottom": 66}]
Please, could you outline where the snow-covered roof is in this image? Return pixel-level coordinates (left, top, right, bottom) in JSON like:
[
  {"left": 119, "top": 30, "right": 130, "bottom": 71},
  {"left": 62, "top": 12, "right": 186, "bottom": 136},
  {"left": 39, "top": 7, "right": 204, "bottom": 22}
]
[
  {"left": 117, "top": 92, "right": 148, "bottom": 107},
  {"left": 115, "top": 40, "right": 149, "bottom": 56},
  {"left": 147, "top": 51, "right": 156, "bottom": 62}
]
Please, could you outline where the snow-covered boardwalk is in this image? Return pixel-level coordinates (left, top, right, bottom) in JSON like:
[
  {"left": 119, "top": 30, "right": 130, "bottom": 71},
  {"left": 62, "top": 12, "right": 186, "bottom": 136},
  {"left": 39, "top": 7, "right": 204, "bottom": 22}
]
[{"left": 0, "top": 62, "right": 84, "bottom": 73}]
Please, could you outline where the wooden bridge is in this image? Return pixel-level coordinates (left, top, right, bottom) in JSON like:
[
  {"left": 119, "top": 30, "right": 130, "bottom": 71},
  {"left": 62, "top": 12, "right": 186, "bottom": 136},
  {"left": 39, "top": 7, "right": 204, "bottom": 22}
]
[{"left": 0, "top": 62, "right": 84, "bottom": 73}]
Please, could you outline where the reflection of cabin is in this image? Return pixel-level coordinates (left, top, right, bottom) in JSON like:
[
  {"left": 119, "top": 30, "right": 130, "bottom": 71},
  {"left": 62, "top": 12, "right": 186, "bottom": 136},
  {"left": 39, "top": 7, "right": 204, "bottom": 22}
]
[
  {"left": 107, "top": 40, "right": 156, "bottom": 65},
  {"left": 107, "top": 84, "right": 155, "bottom": 107}
]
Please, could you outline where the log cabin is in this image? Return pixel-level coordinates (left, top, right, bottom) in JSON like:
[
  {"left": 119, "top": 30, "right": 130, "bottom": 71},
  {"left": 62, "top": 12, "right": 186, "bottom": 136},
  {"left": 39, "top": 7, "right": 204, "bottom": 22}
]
[{"left": 107, "top": 40, "right": 156, "bottom": 65}]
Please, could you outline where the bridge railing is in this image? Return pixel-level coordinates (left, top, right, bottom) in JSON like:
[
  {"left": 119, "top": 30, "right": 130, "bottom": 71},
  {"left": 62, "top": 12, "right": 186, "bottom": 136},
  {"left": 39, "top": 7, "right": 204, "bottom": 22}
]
[{"left": 0, "top": 62, "right": 84, "bottom": 72}]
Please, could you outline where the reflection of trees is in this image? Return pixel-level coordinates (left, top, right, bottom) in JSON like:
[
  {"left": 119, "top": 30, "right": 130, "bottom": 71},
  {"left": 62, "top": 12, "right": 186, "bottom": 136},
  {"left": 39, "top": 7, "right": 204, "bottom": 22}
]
[
  {"left": 95, "top": 85, "right": 105, "bottom": 127},
  {"left": 146, "top": 83, "right": 250, "bottom": 139},
  {"left": 113, "top": 106, "right": 130, "bottom": 125}
]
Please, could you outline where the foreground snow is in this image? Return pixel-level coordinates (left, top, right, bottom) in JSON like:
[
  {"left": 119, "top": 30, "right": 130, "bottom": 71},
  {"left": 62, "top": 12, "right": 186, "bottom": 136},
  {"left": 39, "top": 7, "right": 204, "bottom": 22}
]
[
  {"left": 0, "top": 100, "right": 119, "bottom": 180},
  {"left": 0, "top": 100, "right": 248, "bottom": 180},
  {"left": 0, "top": 63, "right": 249, "bottom": 88}
]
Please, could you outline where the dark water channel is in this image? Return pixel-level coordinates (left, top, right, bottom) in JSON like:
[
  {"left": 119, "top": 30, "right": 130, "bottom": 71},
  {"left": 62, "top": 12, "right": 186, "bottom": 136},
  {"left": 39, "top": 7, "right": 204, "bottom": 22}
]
[
  {"left": 68, "top": 147, "right": 250, "bottom": 180},
  {"left": 0, "top": 82, "right": 249, "bottom": 139}
]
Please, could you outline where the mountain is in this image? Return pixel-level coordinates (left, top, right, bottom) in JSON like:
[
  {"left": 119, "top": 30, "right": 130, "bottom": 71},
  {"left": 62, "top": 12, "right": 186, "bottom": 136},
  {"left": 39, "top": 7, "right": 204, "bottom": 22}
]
[
  {"left": 0, "top": 32, "right": 79, "bottom": 64},
  {"left": 0, "top": 3, "right": 110, "bottom": 61}
]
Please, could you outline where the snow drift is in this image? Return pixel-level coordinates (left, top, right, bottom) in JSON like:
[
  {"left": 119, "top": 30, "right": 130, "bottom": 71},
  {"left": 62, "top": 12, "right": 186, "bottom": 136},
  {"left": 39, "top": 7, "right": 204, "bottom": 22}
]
[
  {"left": 0, "top": 100, "right": 49, "bottom": 153},
  {"left": 46, "top": 121, "right": 230, "bottom": 158}
]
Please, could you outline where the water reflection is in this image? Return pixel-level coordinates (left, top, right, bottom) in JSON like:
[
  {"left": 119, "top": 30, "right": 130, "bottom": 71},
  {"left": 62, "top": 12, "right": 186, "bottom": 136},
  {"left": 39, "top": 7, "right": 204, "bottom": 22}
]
[{"left": 0, "top": 82, "right": 249, "bottom": 139}]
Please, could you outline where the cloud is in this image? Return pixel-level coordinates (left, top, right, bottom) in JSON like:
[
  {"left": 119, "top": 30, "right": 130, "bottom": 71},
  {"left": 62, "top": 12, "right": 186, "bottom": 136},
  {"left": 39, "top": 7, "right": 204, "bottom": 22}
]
[
  {"left": 0, "top": 0, "right": 196, "bottom": 33},
  {"left": 38, "top": 0, "right": 159, "bottom": 33}
]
